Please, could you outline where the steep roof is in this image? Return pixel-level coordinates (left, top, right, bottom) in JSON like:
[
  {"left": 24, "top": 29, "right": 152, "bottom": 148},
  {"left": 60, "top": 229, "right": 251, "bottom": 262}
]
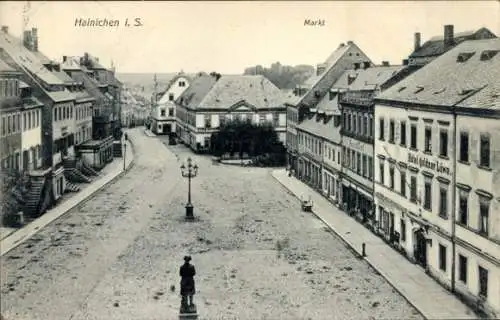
[
  {"left": 0, "top": 58, "right": 16, "bottom": 73},
  {"left": 297, "top": 114, "right": 341, "bottom": 143},
  {"left": 333, "top": 66, "right": 405, "bottom": 91},
  {"left": 286, "top": 42, "right": 372, "bottom": 106},
  {"left": 377, "top": 38, "right": 500, "bottom": 109},
  {"left": 157, "top": 74, "right": 191, "bottom": 104},
  {"left": 409, "top": 27, "right": 497, "bottom": 58},
  {"left": 0, "top": 32, "right": 65, "bottom": 85},
  {"left": 196, "top": 75, "right": 285, "bottom": 110},
  {"left": 176, "top": 75, "right": 217, "bottom": 109}
]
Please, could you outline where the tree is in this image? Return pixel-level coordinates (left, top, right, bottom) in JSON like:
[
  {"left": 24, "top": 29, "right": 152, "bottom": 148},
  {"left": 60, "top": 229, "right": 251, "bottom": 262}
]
[{"left": 210, "top": 120, "right": 286, "bottom": 166}]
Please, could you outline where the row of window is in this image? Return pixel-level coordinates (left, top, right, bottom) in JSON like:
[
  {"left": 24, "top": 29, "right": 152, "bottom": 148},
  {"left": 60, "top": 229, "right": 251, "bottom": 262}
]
[
  {"left": 76, "top": 104, "right": 93, "bottom": 121},
  {"left": 1, "top": 109, "right": 41, "bottom": 136},
  {"left": 324, "top": 143, "right": 341, "bottom": 165},
  {"left": 299, "top": 132, "right": 322, "bottom": 156},
  {"left": 343, "top": 110, "right": 374, "bottom": 139},
  {"left": 1, "top": 145, "right": 42, "bottom": 170},
  {"left": 379, "top": 159, "right": 490, "bottom": 236},
  {"left": 287, "top": 108, "right": 299, "bottom": 124},
  {"left": 379, "top": 118, "right": 491, "bottom": 169},
  {"left": 75, "top": 127, "right": 92, "bottom": 145},
  {"left": 438, "top": 245, "right": 489, "bottom": 297},
  {"left": 160, "top": 108, "right": 174, "bottom": 117},
  {"left": 0, "top": 78, "right": 20, "bottom": 98},
  {"left": 344, "top": 147, "right": 374, "bottom": 180}
]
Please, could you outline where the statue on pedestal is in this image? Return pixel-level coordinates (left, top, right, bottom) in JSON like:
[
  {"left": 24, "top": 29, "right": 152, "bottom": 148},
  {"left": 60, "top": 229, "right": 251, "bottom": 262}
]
[{"left": 179, "top": 256, "right": 197, "bottom": 314}]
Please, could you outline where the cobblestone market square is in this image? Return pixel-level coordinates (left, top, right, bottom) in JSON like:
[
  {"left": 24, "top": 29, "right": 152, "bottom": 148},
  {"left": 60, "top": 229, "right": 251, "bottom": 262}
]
[{"left": 1, "top": 130, "right": 423, "bottom": 320}]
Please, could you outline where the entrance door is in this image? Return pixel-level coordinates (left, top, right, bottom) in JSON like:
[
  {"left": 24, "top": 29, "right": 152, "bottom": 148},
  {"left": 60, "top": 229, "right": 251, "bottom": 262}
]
[
  {"left": 414, "top": 229, "right": 427, "bottom": 268},
  {"left": 23, "top": 150, "right": 29, "bottom": 170},
  {"left": 163, "top": 124, "right": 171, "bottom": 134}
]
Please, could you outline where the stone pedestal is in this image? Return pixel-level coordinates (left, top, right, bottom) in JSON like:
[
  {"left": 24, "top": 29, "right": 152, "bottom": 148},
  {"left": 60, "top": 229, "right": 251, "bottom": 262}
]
[
  {"left": 179, "top": 303, "right": 197, "bottom": 319},
  {"left": 185, "top": 204, "right": 194, "bottom": 221}
]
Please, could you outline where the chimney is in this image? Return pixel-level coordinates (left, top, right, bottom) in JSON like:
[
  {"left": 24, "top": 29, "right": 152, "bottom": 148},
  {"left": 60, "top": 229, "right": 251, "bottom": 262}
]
[
  {"left": 31, "top": 28, "right": 38, "bottom": 51},
  {"left": 402, "top": 59, "right": 409, "bottom": 66},
  {"left": 353, "top": 62, "right": 360, "bottom": 70},
  {"left": 338, "top": 43, "right": 345, "bottom": 48},
  {"left": 444, "top": 24, "right": 454, "bottom": 46},
  {"left": 414, "top": 32, "right": 421, "bottom": 51},
  {"left": 363, "top": 61, "right": 370, "bottom": 69},
  {"left": 382, "top": 61, "right": 390, "bottom": 66},
  {"left": 316, "top": 63, "right": 327, "bottom": 75},
  {"left": 1, "top": 26, "right": 8, "bottom": 34},
  {"left": 63, "top": 56, "right": 67, "bottom": 62},
  {"left": 347, "top": 40, "right": 353, "bottom": 45},
  {"left": 23, "top": 30, "right": 32, "bottom": 50}
]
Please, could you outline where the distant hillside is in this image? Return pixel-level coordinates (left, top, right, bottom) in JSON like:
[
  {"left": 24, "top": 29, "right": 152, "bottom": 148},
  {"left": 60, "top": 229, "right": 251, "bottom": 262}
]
[{"left": 243, "top": 62, "right": 315, "bottom": 89}]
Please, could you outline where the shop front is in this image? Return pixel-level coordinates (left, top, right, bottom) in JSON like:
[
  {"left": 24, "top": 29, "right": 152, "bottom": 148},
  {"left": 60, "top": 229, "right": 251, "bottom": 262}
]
[
  {"left": 298, "top": 154, "right": 321, "bottom": 190},
  {"left": 342, "top": 178, "right": 374, "bottom": 221}
]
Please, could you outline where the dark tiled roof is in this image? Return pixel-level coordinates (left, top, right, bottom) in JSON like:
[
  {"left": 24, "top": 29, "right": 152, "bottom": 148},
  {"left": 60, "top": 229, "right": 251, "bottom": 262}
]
[
  {"left": 197, "top": 75, "right": 285, "bottom": 110},
  {"left": 377, "top": 38, "right": 500, "bottom": 109},
  {"left": 176, "top": 75, "right": 217, "bottom": 109},
  {"left": 297, "top": 114, "right": 341, "bottom": 143},
  {"left": 409, "top": 28, "right": 497, "bottom": 58},
  {"left": 456, "top": 81, "right": 500, "bottom": 110},
  {"left": 333, "top": 66, "right": 405, "bottom": 91}
]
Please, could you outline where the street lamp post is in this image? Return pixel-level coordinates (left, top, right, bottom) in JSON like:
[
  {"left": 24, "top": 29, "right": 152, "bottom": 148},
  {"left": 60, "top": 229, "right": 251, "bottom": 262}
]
[{"left": 180, "top": 157, "right": 198, "bottom": 221}]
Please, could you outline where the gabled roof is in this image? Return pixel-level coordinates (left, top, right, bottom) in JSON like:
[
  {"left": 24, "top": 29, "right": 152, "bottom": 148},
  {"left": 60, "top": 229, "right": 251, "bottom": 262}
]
[
  {"left": 377, "top": 38, "right": 500, "bottom": 109},
  {"left": 0, "top": 58, "right": 17, "bottom": 73},
  {"left": 196, "top": 75, "right": 285, "bottom": 110},
  {"left": 286, "top": 42, "right": 373, "bottom": 107},
  {"left": 297, "top": 113, "right": 341, "bottom": 143},
  {"left": 0, "top": 32, "right": 65, "bottom": 86},
  {"left": 157, "top": 74, "right": 191, "bottom": 104},
  {"left": 176, "top": 75, "right": 218, "bottom": 109},
  {"left": 410, "top": 27, "right": 497, "bottom": 58},
  {"left": 333, "top": 66, "right": 405, "bottom": 92}
]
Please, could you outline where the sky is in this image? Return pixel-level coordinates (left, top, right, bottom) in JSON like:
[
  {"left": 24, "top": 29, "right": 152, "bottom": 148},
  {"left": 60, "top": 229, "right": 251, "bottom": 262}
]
[{"left": 0, "top": 1, "right": 499, "bottom": 74}]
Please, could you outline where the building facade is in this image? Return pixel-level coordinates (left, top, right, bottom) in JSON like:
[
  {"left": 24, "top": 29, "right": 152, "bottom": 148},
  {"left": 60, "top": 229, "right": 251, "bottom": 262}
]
[
  {"left": 176, "top": 74, "right": 286, "bottom": 152},
  {"left": 151, "top": 74, "right": 190, "bottom": 135},
  {"left": 285, "top": 41, "right": 373, "bottom": 173},
  {"left": 374, "top": 38, "right": 500, "bottom": 317}
]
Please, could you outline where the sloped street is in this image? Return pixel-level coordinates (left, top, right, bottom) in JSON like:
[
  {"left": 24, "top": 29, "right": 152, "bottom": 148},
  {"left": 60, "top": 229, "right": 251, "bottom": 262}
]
[{"left": 1, "top": 129, "right": 422, "bottom": 320}]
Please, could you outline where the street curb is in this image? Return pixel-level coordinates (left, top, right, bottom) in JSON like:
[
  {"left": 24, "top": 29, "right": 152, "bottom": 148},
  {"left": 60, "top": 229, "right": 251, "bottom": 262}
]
[
  {"left": 0, "top": 139, "right": 136, "bottom": 257},
  {"left": 271, "top": 171, "right": 428, "bottom": 320}
]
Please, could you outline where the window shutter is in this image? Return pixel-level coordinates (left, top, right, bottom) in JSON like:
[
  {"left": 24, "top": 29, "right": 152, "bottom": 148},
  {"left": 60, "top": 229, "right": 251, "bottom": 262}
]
[
  {"left": 395, "top": 120, "right": 401, "bottom": 142},
  {"left": 470, "top": 133, "right": 479, "bottom": 165}
]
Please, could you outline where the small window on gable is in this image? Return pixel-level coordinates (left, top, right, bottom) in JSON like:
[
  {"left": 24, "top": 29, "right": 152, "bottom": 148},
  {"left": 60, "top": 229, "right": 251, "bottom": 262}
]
[
  {"left": 414, "top": 86, "right": 424, "bottom": 94},
  {"left": 456, "top": 52, "right": 476, "bottom": 63},
  {"left": 480, "top": 50, "right": 499, "bottom": 61}
]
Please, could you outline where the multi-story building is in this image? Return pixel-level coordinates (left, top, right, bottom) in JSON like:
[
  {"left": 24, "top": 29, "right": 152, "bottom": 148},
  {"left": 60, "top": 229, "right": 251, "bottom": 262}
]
[
  {"left": 79, "top": 52, "right": 122, "bottom": 140},
  {"left": 285, "top": 41, "right": 373, "bottom": 173},
  {"left": 408, "top": 24, "right": 496, "bottom": 68},
  {"left": 176, "top": 74, "right": 286, "bottom": 152},
  {"left": 61, "top": 56, "right": 114, "bottom": 168},
  {"left": 0, "top": 26, "right": 77, "bottom": 208},
  {"left": 151, "top": 73, "right": 190, "bottom": 135},
  {"left": 1, "top": 58, "right": 23, "bottom": 171},
  {"left": 337, "top": 63, "right": 409, "bottom": 222},
  {"left": 295, "top": 61, "right": 413, "bottom": 220},
  {"left": 374, "top": 38, "right": 500, "bottom": 318}
]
